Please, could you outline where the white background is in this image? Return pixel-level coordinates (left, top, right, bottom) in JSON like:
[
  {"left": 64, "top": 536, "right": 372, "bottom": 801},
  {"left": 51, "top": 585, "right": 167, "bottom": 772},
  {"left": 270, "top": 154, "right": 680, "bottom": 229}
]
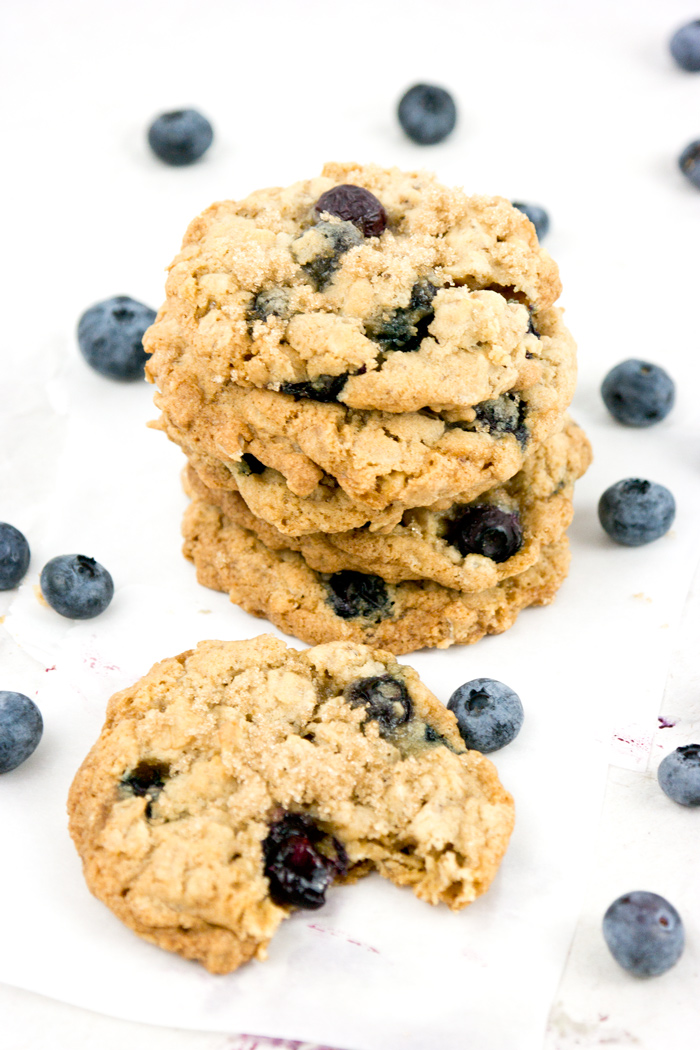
[{"left": 2, "top": 1, "right": 700, "bottom": 1048}]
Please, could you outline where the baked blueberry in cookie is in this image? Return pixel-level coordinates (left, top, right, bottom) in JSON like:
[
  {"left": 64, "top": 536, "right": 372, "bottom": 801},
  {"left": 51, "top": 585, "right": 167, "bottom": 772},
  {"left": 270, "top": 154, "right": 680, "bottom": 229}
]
[
  {"left": 295, "top": 220, "right": 364, "bottom": 290},
  {"left": 68, "top": 637, "right": 515, "bottom": 972},
  {"left": 466, "top": 394, "right": 529, "bottom": 448},
  {"left": 325, "top": 571, "right": 392, "bottom": 621},
  {"left": 279, "top": 373, "right": 350, "bottom": 403},
  {"left": 365, "top": 280, "right": 438, "bottom": 353},
  {"left": 263, "top": 812, "right": 348, "bottom": 909},
  {"left": 345, "top": 674, "right": 412, "bottom": 735},
  {"left": 313, "top": 185, "right": 387, "bottom": 237},
  {"left": 445, "top": 506, "right": 523, "bottom": 563}
]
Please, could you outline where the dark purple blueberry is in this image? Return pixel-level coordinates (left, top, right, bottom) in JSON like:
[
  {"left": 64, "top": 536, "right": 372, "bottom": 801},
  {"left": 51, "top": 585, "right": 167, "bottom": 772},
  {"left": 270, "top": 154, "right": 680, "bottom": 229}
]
[
  {"left": 447, "top": 678, "right": 523, "bottom": 753},
  {"left": 679, "top": 140, "right": 700, "bottom": 189},
  {"left": 603, "top": 891, "right": 684, "bottom": 977},
  {"left": 0, "top": 691, "right": 43, "bottom": 773},
  {"left": 263, "top": 813, "right": 347, "bottom": 910},
  {"left": 314, "top": 185, "right": 387, "bottom": 238},
  {"left": 601, "top": 359, "right": 675, "bottom": 427},
  {"left": 670, "top": 21, "right": 700, "bottom": 71},
  {"left": 301, "top": 220, "right": 363, "bottom": 290},
  {"left": 121, "top": 760, "right": 170, "bottom": 818},
  {"left": 465, "top": 393, "right": 529, "bottom": 449},
  {"left": 326, "top": 571, "right": 391, "bottom": 621},
  {"left": 598, "top": 479, "right": 675, "bottom": 546},
  {"left": 446, "top": 505, "right": 523, "bottom": 563},
  {"left": 511, "top": 201, "right": 550, "bottom": 240},
  {"left": 0, "top": 523, "right": 30, "bottom": 590},
  {"left": 121, "top": 760, "right": 169, "bottom": 799},
  {"left": 247, "top": 288, "right": 290, "bottom": 325},
  {"left": 40, "top": 554, "right": 114, "bottom": 619},
  {"left": 657, "top": 745, "right": 700, "bottom": 806},
  {"left": 366, "top": 280, "right": 438, "bottom": 353},
  {"left": 397, "top": 84, "right": 457, "bottom": 145},
  {"left": 345, "top": 674, "right": 412, "bottom": 736},
  {"left": 78, "top": 296, "right": 156, "bottom": 381},
  {"left": 147, "top": 109, "right": 213, "bottom": 166},
  {"left": 239, "top": 453, "right": 266, "bottom": 475},
  {"left": 279, "top": 374, "right": 349, "bottom": 403}
]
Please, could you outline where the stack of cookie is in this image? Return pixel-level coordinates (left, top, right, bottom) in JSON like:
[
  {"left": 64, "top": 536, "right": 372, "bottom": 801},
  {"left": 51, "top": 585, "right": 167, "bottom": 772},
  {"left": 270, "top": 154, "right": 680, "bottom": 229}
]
[{"left": 145, "top": 163, "right": 591, "bottom": 655}]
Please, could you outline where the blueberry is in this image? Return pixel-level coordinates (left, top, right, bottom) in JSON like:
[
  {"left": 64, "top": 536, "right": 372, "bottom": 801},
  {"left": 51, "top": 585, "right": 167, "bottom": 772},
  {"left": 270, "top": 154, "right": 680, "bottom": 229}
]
[
  {"left": 40, "top": 554, "right": 114, "bottom": 619},
  {"left": 670, "top": 21, "right": 700, "bottom": 72},
  {"left": 598, "top": 479, "right": 675, "bottom": 547},
  {"left": 658, "top": 745, "right": 700, "bottom": 806},
  {"left": 279, "top": 374, "right": 349, "bottom": 403},
  {"left": 301, "top": 220, "right": 363, "bottom": 290},
  {"left": 512, "top": 201, "right": 550, "bottom": 240},
  {"left": 247, "top": 288, "right": 290, "bottom": 325},
  {"left": 77, "top": 296, "right": 157, "bottom": 380},
  {"left": 466, "top": 393, "right": 529, "bottom": 449},
  {"left": 603, "top": 891, "right": 684, "bottom": 977},
  {"left": 345, "top": 675, "right": 412, "bottom": 735},
  {"left": 445, "top": 505, "right": 523, "bottom": 563},
  {"left": 601, "top": 359, "right": 675, "bottom": 427},
  {"left": 366, "top": 280, "right": 438, "bottom": 353},
  {"left": 263, "top": 813, "right": 347, "bottom": 910},
  {"left": 314, "top": 185, "right": 387, "bottom": 238},
  {"left": 0, "top": 523, "right": 30, "bottom": 590},
  {"left": 0, "top": 691, "right": 43, "bottom": 773},
  {"left": 326, "top": 571, "right": 392, "bottom": 621},
  {"left": 120, "top": 760, "right": 169, "bottom": 817},
  {"left": 397, "top": 83, "right": 457, "bottom": 145},
  {"left": 447, "top": 678, "right": 523, "bottom": 753},
  {"left": 239, "top": 453, "right": 266, "bottom": 475},
  {"left": 679, "top": 140, "right": 700, "bottom": 189},
  {"left": 147, "top": 109, "right": 213, "bottom": 166}
]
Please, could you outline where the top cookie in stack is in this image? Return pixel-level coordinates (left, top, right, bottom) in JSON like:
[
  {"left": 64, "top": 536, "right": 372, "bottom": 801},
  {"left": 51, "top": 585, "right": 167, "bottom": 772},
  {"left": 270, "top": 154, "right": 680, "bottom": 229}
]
[{"left": 146, "top": 162, "right": 577, "bottom": 530}]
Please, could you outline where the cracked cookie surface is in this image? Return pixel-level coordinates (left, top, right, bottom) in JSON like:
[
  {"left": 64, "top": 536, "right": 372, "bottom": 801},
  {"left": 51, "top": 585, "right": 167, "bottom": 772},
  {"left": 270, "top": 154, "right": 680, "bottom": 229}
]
[
  {"left": 68, "top": 636, "right": 514, "bottom": 973},
  {"left": 145, "top": 162, "right": 564, "bottom": 417},
  {"left": 183, "top": 416, "right": 590, "bottom": 591},
  {"left": 181, "top": 495, "right": 572, "bottom": 654}
]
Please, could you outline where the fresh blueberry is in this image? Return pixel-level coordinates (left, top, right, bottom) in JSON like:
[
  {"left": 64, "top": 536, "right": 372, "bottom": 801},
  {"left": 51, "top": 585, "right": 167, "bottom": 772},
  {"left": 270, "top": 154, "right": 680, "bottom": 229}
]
[
  {"left": 40, "top": 554, "right": 114, "bottom": 619},
  {"left": 263, "top": 813, "right": 347, "bottom": 909},
  {"left": 397, "top": 83, "right": 457, "bottom": 145},
  {"left": 445, "top": 505, "right": 523, "bottom": 563},
  {"left": 147, "top": 109, "right": 213, "bottom": 166},
  {"left": 77, "top": 296, "right": 156, "bottom": 380},
  {"left": 658, "top": 745, "right": 700, "bottom": 806},
  {"left": 679, "top": 140, "right": 700, "bottom": 189},
  {"left": 314, "top": 185, "right": 387, "bottom": 238},
  {"left": 603, "top": 891, "right": 684, "bottom": 977},
  {"left": 301, "top": 220, "right": 363, "bottom": 290},
  {"left": 0, "top": 691, "right": 43, "bottom": 773},
  {"left": 601, "top": 359, "right": 675, "bottom": 427},
  {"left": 239, "top": 453, "right": 266, "bottom": 475},
  {"left": 0, "top": 523, "right": 30, "bottom": 590},
  {"left": 366, "top": 280, "right": 437, "bottom": 353},
  {"left": 345, "top": 675, "right": 412, "bottom": 735},
  {"left": 511, "top": 201, "right": 550, "bottom": 240},
  {"left": 326, "top": 571, "right": 392, "bottom": 621},
  {"left": 598, "top": 479, "right": 675, "bottom": 547},
  {"left": 447, "top": 678, "right": 524, "bottom": 753},
  {"left": 466, "top": 393, "right": 529, "bottom": 449},
  {"left": 279, "top": 374, "right": 349, "bottom": 402},
  {"left": 670, "top": 21, "right": 700, "bottom": 72}
]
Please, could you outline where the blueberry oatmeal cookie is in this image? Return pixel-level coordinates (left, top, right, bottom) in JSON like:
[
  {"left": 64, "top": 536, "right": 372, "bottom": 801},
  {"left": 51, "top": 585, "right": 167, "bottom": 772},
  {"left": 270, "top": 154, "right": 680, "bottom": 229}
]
[
  {"left": 181, "top": 495, "right": 572, "bottom": 654},
  {"left": 68, "top": 636, "right": 514, "bottom": 973},
  {"left": 149, "top": 302, "right": 575, "bottom": 511},
  {"left": 146, "top": 162, "right": 566, "bottom": 415},
  {"left": 183, "top": 416, "right": 591, "bottom": 592}
]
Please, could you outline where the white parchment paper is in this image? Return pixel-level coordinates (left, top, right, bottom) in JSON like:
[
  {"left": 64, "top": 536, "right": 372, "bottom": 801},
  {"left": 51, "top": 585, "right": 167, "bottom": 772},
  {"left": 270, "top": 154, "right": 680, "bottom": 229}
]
[{"left": 2, "top": 2, "right": 700, "bottom": 1047}]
